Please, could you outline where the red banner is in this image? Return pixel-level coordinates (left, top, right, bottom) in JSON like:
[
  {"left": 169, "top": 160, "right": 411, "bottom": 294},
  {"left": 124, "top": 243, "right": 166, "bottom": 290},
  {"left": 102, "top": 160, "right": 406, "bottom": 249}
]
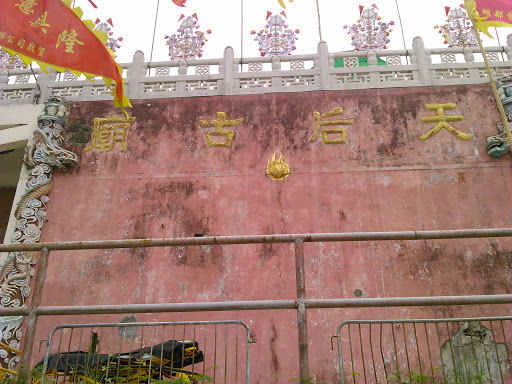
[
  {"left": 0, "top": 0, "right": 130, "bottom": 107},
  {"left": 465, "top": 0, "right": 512, "bottom": 36}
]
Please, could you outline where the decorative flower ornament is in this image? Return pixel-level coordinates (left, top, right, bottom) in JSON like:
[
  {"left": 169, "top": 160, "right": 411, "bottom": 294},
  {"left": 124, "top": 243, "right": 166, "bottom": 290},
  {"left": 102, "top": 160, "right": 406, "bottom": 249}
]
[
  {"left": 434, "top": 8, "right": 477, "bottom": 48},
  {"left": 94, "top": 21, "right": 123, "bottom": 52},
  {"left": 345, "top": 7, "right": 394, "bottom": 51},
  {"left": 165, "top": 15, "right": 211, "bottom": 60},
  {"left": 0, "top": 48, "right": 26, "bottom": 70},
  {"left": 252, "top": 12, "right": 299, "bottom": 57}
]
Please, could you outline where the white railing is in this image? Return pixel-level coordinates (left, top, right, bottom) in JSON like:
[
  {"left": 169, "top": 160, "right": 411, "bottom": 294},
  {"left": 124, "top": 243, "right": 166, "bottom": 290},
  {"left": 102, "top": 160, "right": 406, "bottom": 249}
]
[{"left": 1, "top": 35, "right": 511, "bottom": 105}]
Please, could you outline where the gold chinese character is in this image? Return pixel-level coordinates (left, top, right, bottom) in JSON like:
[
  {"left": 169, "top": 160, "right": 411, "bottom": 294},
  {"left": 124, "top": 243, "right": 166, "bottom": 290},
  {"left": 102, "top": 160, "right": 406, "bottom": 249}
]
[
  {"left": 8, "top": 35, "right": 15, "bottom": 43},
  {"left": 495, "top": 10, "right": 504, "bottom": 19},
  {"left": 198, "top": 112, "right": 244, "bottom": 148},
  {"left": 85, "top": 116, "right": 135, "bottom": 153},
  {"left": 29, "top": 11, "right": 50, "bottom": 34},
  {"left": 17, "top": 39, "right": 25, "bottom": 49},
  {"left": 420, "top": 103, "right": 473, "bottom": 141},
  {"left": 56, "top": 29, "right": 84, "bottom": 53},
  {"left": 308, "top": 107, "right": 354, "bottom": 144},
  {"left": 15, "top": 0, "right": 38, "bottom": 14},
  {"left": 27, "top": 43, "right": 36, "bottom": 52},
  {"left": 37, "top": 46, "right": 45, "bottom": 57},
  {"left": 482, "top": 8, "right": 491, "bottom": 17},
  {"left": 0, "top": 32, "right": 5, "bottom": 40},
  {"left": 507, "top": 11, "right": 512, "bottom": 21}
]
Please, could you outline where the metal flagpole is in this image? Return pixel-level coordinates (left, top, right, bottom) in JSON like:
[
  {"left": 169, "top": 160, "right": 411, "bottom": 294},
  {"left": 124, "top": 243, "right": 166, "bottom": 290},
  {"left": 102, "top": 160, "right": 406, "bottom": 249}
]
[
  {"left": 471, "top": 21, "right": 512, "bottom": 153},
  {"left": 394, "top": 0, "right": 409, "bottom": 64},
  {"left": 149, "top": 0, "right": 161, "bottom": 65},
  {"left": 315, "top": 0, "right": 323, "bottom": 41},
  {"left": 240, "top": 0, "right": 244, "bottom": 72}
]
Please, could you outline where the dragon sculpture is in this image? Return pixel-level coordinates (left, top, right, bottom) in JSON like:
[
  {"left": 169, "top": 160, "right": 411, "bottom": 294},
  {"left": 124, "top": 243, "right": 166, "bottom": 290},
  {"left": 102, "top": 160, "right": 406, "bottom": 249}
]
[
  {"left": 486, "top": 75, "right": 512, "bottom": 158},
  {"left": 0, "top": 96, "right": 78, "bottom": 371}
]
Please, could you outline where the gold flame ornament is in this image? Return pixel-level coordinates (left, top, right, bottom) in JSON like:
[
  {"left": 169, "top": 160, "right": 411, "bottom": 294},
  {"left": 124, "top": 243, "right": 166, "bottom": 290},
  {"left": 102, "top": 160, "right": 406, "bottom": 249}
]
[{"left": 266, "top": 152, "right": 290, "bottom": 181}]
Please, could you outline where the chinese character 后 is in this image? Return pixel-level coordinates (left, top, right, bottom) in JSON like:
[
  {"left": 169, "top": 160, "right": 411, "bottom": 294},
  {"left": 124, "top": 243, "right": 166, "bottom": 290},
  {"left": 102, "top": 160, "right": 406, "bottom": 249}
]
[
  {"left": 29, "top": 11, "right": 50, "bottom": 34},
  {"left": 37, "top": 46, "right": 45, "bottom": 57},
  {"left": 27, "top": 43, "right": 36, "bottom": 53},
  {"left": 0, "top": 32, "right": 5, "bottom": 40},
  {"left": 56, "top": 29, "right": 84, "bottom": 53},
  {"left": 17, "top": 39, "right": 25, "bottom": 49},
  {"left": 198, "top": 112, "right": 244, "bottom": 148},
  {"left": 494, "top": 10, "right": 504, "bottom": 19},
  {"left": 482, "top": 8, "right": 491, "bottom": 17},
  {"left": 420, "top": 103, "right": 473, "bottom": 141},
  {"left": 507, "top": 11, "right": 512, "bottom": 21},
  {"left": 8, "top": 35, "right": 15, "bottom": 43},
  {"left": 308, "top": 107, "right": 355, "bottom": 144},
  {"left": 85, "top": 116, "right": 135, "bottom": 153}
]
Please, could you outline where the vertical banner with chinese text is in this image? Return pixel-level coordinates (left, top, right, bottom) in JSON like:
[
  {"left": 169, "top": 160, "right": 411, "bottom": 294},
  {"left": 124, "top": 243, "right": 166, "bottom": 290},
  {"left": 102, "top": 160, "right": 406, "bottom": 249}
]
[
  {"left": 464, "top": 0, "right": 512, "bottom": 36},
  {"left": 0, "top": 0, "right": 130, "bottom": 107}
]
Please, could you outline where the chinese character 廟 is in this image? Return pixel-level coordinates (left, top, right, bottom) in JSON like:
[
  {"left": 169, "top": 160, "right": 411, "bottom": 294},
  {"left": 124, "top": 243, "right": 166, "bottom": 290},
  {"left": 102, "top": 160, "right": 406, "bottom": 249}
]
[
  {"left": 85, "top": 116, "right": 135, "bottom": 153},
  {"left": 199, "top": 112, "right": 244, "bottom": 148},
  {"left": 308, "top": 107, "right": 354, "bottom": 144},
  {"left": 56, "top": 29, "right": 84, "bottom": 53},
  {"left": 15, "top": 0, "right": 38, "bottom": 15},
  {"left": 420, "top": 103, "right": 473, "bottom": 141},
  {"left": 29, "top": 11, "right": 50, "bottom": 34}
]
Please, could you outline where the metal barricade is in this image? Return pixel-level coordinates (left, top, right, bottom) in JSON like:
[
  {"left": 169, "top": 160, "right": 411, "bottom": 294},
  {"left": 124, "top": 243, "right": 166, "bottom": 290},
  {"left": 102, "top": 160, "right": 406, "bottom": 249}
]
[
  {"left": 39, "top": 321, "right": 252, "bottom": 384},
  {"left": 336, "top": 317, "right": 512, "bottom": 384}
]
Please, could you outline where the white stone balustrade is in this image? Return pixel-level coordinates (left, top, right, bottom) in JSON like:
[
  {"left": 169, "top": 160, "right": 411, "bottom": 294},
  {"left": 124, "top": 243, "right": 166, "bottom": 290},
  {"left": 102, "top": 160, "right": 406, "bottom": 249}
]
[{"left": 1, "top": 36, "right": 511, "bottom": 105}]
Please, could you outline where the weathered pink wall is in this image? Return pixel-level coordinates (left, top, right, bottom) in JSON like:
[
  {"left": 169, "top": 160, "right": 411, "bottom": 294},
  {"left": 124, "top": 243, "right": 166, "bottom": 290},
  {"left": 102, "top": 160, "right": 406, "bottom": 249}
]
[{"left": 35, "top": 85, "right": 512, "bottom": 382}]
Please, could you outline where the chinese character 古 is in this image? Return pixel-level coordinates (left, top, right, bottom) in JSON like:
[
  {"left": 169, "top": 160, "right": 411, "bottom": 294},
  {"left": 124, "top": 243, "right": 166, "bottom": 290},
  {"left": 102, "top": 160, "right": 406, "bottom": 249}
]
[
  {"left": 15, "top": 0, "right": 38, "bottom": 15},
  {"left": 29, "top": 11, "right": 50, "bottom": 34},
  {"left": 85, "top": 116, "right": 135, "bottom": 153},
  {"left": 308, "top": 107, "right": 354, "bottom": 144},
  {"left": 199, "top": 112, "right": 244, "bottom": 148},
  {"left": 420, "top": 103, "right": 473, "bottom": 141},
  {"left": 56, "top": 29, "right": 84, "bottom": 53}
]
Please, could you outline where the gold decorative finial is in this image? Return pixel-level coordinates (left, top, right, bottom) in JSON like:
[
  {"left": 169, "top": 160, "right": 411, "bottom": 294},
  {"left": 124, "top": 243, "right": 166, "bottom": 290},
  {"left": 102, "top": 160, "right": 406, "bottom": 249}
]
[{"left": 266, "top": 152, "right": 290, "bottom": 181}]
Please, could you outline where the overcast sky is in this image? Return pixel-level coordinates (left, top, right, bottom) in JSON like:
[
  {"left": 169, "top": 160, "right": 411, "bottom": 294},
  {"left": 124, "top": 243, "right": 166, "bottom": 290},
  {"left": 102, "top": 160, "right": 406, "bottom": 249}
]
[{"left": 74, "top": 0, "right": 512, "bottom": 64}]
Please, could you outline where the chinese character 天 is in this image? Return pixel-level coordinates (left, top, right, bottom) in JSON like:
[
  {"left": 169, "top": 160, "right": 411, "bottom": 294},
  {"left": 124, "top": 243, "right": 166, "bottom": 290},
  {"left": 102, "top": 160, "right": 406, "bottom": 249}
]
[{"left": 420, "top": 103, "right": 473, "bottom": 141}]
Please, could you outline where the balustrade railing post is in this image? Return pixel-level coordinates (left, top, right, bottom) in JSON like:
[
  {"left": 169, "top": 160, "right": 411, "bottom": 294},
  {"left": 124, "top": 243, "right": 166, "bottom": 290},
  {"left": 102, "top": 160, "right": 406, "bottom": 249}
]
[
  {"left": 294, "top": 238, "right": 309, "bottom": 383},
  {"left": 463, "top": 47, "right": 480, "bottom": 80},
  {"left": 368, "top": 51, "right": 381, "bottom": 84},
  {"left": 176, "top": 59, "right": 188, "bottom": 96},
  {"left": 126, "top": 50, "right": 146, "bottom": 99},
  {"left": 17, "top": 247, "right": 50, "bottom": 383},
  {"left": 0, "top": 70, "right": 8, "bottom": 101},
  {"left": 412, "top": 37, "right": 432, "bottom": 86},
  {"left": 38, "top": 70, "right": 54, "bottom": 104},
  {"left": 316, "top": 41, "right": 331, "bottom": 90},
  {"left": 271, "top": 56, "right": 282, "bottom": 90},
  {"left": 507, "top": 34, "right": 512, "bottom": 63},
  {"left": 222, "top": 46, "right": 234, "bottom": 95}
]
